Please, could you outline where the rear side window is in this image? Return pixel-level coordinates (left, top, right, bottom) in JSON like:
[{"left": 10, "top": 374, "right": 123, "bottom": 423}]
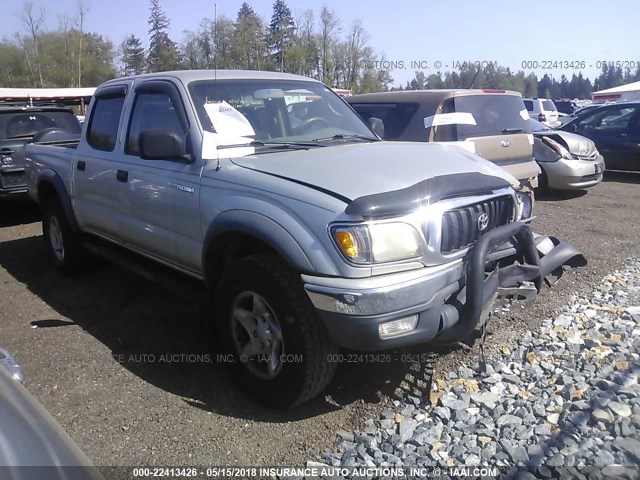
[
  {"left": 523, "top": 100, "right": 533, "bottom": 111},
  {"left": 349, "top": 103, "right": 418, "bottom": 140},
  {"left": 542, "top": 100, "right": 557, "bottom": 111},
  {"left": 87, "top": 95, "right": 126, "bottom": 151},
  {"left": 452, "top": 95, "right": 530, "bottom": 140}
]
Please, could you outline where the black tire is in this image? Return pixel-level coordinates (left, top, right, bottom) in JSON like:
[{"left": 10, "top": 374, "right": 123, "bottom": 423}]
[
  {"left": 42, "top": 198, "right": 91, "bottom": 275},
  {"left": 536, "top": 167, "right": 549, "bottom": 193},
  {"left": 214, "top": 253, "right": 338, "bottom": 408}
]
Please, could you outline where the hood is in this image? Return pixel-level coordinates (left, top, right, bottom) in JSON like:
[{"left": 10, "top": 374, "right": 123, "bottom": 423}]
[
  {"left": 534, "top": 130, "right": 597, "bottom": 158},
  {"left": 230, "top": 141, "right": 519, "bottom": 202}
]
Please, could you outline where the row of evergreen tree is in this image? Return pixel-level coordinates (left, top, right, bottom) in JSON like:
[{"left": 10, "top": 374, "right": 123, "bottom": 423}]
[{"left": 1, "top": 0, "right": 638, "bottom": 98}]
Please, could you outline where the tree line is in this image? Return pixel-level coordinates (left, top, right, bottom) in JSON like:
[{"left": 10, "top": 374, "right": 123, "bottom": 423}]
[
  {"left": 1, "top": 0, "right": 638, "bottom": 99},
  {"left": 397, "top": 63, "right": 640, "bottom": 99}
]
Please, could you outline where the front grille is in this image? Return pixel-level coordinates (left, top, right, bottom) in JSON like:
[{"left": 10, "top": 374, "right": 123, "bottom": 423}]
[
  {"left": 440, "top": 195, "right": 513, "bottom": 254},
  {"left": 579, "top": 173, "right": 602, "bottom": 182}
]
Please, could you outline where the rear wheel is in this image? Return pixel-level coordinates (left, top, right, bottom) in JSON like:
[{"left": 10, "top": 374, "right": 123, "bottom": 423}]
[
  {"left": 214, "top": 253, "right": 338, "bottom": 407},
  {"left": 42, "top": 198, "right": 91, "bottom": 275}
]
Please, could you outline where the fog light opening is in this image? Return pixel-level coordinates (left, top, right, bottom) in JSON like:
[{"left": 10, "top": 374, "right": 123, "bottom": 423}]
[{"left": 378, "top": 315, "right": 419, "bottom": 339}]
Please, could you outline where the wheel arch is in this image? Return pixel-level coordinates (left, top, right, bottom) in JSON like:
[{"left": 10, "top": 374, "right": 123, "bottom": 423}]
[
  {"left": 202, "top": 211, "right": 315, "bottom": 291},
  {"left": 37, "top": 170, "right": 79, "bottom": 231}
]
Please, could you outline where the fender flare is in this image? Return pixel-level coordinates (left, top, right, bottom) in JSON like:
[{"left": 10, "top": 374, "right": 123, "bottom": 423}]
[
  {"left": 202, "top": 210, "right": 315, "bottom": 280},
  {"left": 37, "top": 170, "right": 80, "bottom": 231}
]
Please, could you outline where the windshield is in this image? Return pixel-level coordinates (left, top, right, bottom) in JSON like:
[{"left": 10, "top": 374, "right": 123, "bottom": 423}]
[
  {"left": 0, "top": 110, "right": 81, "bottom": 140},
  {"left": 451, "top": 95, "right": 531, "bottom": 140},
  {"left": 188, "top": 79, "right": 377, "bottom": 150}
]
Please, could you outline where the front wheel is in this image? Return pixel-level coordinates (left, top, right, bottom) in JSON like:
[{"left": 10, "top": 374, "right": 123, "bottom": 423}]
[{"left": 214, "top": 254, "right": 338, "bottom": 407}]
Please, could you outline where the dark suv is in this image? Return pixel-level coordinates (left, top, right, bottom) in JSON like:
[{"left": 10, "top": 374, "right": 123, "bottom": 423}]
[{"left": 0, "top": 106, "right": 81, "bottom": 200}]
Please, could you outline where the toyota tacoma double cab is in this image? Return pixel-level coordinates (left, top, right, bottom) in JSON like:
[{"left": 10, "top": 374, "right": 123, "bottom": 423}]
[{"left": 24, "top": 70, "right": 585, "bottom": 407}]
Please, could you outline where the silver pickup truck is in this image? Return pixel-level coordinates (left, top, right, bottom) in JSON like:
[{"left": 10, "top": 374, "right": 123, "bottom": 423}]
[{"left": 24, "top": 70, "right": 585, "bottom": 407}]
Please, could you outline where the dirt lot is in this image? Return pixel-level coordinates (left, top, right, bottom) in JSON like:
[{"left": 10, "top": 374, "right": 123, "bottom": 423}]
[{"left": 1, "top": 172, "right": 639, "bottom": 467}]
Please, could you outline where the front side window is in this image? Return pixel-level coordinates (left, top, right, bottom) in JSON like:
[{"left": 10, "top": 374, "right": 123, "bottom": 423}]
[
  {"left": 87, "top": 96, "right": 126, "bottom": 151},
  {"left": 126, "top": 92, "right": 186, "bottom": 156},
  {"left": 576, "top": 107, "right": 636, "bottom": 131}
]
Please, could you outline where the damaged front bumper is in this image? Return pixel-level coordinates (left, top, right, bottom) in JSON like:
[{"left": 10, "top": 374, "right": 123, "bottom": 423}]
[{"left": 303, "top": 222, "right": 586, "bottom": 350}]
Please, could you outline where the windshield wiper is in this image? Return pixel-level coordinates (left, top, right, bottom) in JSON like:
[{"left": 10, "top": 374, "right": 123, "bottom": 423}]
[
  {"left": 502, "top": 128, "right": 525, "bottom": 134},
  {"left": 217, "top": 140, "right": 325, "bottom": 151},
  {"left": 312, "top": 134, "right": 379, "bottom": 142}
]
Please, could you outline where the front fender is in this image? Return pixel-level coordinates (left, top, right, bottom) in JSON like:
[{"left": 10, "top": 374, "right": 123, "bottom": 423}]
[{"left": 202, "top": 210, "right": 315, "bottom": 276}]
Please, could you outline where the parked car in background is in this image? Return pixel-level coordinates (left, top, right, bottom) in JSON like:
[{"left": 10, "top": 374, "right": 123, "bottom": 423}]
[
  {"left": 560, "top": 102, "right": 640, "bottom": 171},
  {"left": 0, "top": 348, "right": 103, "bottom": 479},
  {"left": 0, "top": 105, "right": 81, "bottom": 200},
  {"left": 523, "top": 97, "right": 561, "bottom": 128},
  {"left": 528, "top": 119, "right": 605, "bottom": 191},
  {"left": 346, "top": 89, "right": 540, "bottom": 192}
]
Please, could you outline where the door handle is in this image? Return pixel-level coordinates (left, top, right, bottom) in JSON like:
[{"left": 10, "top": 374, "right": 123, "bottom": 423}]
[
  {"left": 0, "top": 148, "right": 14, "bottom": 155},
  {"left": 116, "top": 170, "right": 128, "bottom": 182},
  {"left": 77, "top": 160, "right": 86, "bottom": 171}
]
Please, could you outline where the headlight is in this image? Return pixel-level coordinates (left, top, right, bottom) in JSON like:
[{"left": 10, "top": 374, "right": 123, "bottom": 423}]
[
  {"left": 516, "top": 191, "right": 534, "bottom": 220},
  {"left": 542, "top": 137, "right": 572, "bottom": 159},
  {"left": 331, "top": 223, "right": 422, "bottom": 265}
]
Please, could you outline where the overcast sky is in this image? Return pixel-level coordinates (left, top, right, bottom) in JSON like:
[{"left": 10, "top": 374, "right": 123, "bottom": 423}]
[{"left": 0, "top": 0, "right": 637, "bottom": 86}]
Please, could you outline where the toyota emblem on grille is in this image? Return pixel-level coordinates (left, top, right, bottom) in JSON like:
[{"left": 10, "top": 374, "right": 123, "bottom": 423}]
[
  {"left": 500, "top": 140, "right": 511, "bottom": 147},
  {"left": 477, "top": 213, "right": 489, "bottom": 231}
]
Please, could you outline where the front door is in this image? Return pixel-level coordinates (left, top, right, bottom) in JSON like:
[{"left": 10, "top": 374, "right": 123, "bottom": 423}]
[{"left": 111, "top": 81, "right": 203, "bottom": 273}]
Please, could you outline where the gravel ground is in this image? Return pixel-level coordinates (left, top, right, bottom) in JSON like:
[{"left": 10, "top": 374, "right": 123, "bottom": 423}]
[
  {"left": 0, "top": 172, "right": 639, "bottom": 469},
  {"left": 318, "top": 260, "right": 640, "bottom": 477}
]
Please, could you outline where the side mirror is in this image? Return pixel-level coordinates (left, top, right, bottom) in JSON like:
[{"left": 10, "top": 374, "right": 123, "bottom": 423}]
[
  {"left": 367, "top": 117, "right": 385, "bottom": 138},
  {"left": 139, "top": 129, "right": 191, "bottom": 162}
]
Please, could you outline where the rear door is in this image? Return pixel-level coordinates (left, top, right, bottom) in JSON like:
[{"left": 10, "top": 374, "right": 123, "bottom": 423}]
[{"left": 73, "top": 85, "right": 129, "bottom": 238}]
